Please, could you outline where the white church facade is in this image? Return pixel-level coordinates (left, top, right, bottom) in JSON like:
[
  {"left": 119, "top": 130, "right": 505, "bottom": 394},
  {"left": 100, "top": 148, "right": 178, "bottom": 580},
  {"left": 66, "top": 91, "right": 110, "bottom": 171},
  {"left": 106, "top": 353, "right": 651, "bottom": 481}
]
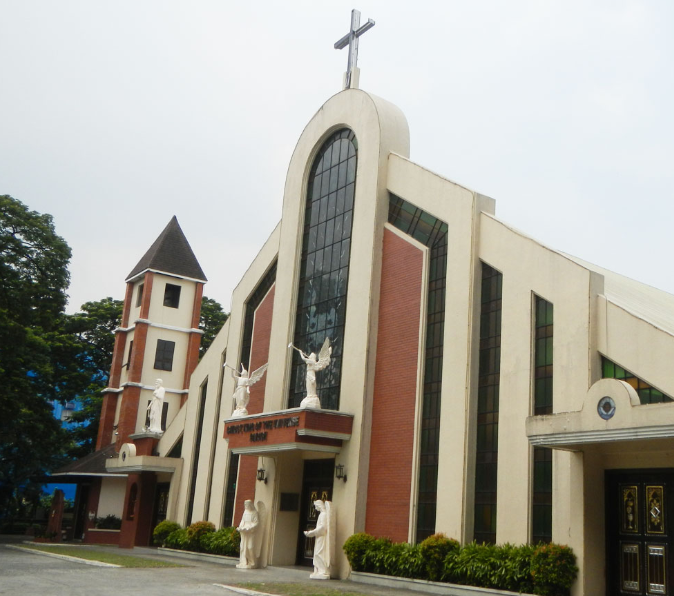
[{"left": 56, "top": 81, "right": 674, "bottom": 596}]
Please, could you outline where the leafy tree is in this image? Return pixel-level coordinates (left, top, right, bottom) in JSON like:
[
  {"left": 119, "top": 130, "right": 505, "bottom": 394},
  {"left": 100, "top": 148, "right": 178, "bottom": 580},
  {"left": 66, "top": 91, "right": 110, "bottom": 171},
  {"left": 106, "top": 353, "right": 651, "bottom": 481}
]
[
  {"left": 199, "top": 296, "right": 228, "bottom": 357},
  {"left": 64, "top": 298, "right": 123, "bottom": 458},
  {"left": 0, "top": 195, "right": 73, "bottom": 518}
]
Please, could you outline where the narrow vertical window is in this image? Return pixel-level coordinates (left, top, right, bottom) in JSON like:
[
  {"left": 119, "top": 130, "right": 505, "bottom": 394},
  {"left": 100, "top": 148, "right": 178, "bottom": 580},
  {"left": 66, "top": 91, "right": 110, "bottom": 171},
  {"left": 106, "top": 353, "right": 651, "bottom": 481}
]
[
  {"left": 388, "top": 194, "right": 448, "bottom": 542},
  {"left": 532, "top": 296, "right": 553, "bottom": 543},
  {"left": 136, "top": 283, "right": 144, "bottom": 307},
  {"left": 124, "top": 340, "right": 134, "bottom": 369},
  {"left": 186, "top": 379, "right": 208, "bottom": 525},
  {"left": 289, "top": 129, "right": 358, "bottom": 410},
  {"left": 222, "top": 452, "right": 239, "bottom": 527},
  {"left": 473, "top": 263, "right": 502, "bottom": 544}
]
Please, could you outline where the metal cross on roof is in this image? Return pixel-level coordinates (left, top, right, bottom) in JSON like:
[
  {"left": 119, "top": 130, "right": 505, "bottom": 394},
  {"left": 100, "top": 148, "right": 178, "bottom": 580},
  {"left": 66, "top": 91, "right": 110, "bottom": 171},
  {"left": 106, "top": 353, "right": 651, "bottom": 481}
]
[{"left": 334, "top": 9, "right": 375, "bottom": 90}]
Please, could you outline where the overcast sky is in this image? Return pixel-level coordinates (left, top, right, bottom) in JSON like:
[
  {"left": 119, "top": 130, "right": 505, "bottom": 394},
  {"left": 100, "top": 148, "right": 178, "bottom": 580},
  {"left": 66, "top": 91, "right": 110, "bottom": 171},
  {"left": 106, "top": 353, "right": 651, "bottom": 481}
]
[{"left": 2, "top": 1, "right": 673, "bottom": 313}]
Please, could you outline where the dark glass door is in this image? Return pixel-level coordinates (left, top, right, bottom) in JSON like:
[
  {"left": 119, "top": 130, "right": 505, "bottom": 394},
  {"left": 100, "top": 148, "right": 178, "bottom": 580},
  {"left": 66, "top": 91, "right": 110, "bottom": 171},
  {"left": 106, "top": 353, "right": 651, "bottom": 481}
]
[
  {"left": 151, "top": 482, "right": 170, "bottom": 532},
  {"left": 606, "top": 470, "right": 674, "bottom": 595},
  {"left": 73, "top": 483, "right": 90, "bottom": 539},
  {"left": 296, "top": 459, "right": 334, "bottom": 566}
]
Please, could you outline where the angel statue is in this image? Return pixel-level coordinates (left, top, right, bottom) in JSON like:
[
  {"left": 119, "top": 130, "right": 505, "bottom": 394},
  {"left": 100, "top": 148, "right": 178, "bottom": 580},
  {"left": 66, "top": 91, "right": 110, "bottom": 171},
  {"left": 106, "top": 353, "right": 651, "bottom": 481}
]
[
  {"left": 303, "top": 500, "right": 335, "bottom": 579},
  {"left": 225, "top": 362, "right": 268, "bottom": 418},
  {"left": 236, "top": 500, "right": 266, "bottom": 569},
  {"left": 288, "top": 337, "right": 332, "bottom": 409}
]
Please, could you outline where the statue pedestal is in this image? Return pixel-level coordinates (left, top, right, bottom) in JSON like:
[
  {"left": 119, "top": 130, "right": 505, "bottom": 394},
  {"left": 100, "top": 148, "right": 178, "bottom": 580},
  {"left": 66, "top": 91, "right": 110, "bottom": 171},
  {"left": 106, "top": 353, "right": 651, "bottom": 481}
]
[
  {"left": 128, "top": 432, "right": 161, "bottom": 456},
  {"left": 300, "top": 396, "right": 321, "bottom": 409}
]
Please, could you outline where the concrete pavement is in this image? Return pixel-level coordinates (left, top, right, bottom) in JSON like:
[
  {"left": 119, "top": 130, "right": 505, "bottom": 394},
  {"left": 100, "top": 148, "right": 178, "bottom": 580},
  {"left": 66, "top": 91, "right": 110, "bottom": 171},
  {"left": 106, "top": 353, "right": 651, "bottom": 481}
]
[{"left": 0, "top": 536, "right": 429, "bottom": 596}]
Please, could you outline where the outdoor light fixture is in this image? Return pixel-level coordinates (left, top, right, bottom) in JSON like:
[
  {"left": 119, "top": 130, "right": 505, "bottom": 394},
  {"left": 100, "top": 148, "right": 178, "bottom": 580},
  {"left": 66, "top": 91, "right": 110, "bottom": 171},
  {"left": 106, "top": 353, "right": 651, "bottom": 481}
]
[
  {"left": 88, "top": 511, "right": 96, "bottom": 521},
  {"left": 335, "top": 463, "right": 347, "bottom": 482},
  {"left": 256, "top": 468, "right": 267, "bottom": 484}
]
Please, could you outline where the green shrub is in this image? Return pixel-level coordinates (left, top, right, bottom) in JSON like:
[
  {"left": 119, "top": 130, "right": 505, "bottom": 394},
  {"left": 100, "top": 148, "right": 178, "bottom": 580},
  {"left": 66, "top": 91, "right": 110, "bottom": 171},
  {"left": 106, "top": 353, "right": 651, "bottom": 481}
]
[
  {"left": 530, "top": 543, "right": 578, "bottom": 596},
  {"left": 94, "top": 514, "right": 122, "bottom": 529},
  {"left": 200, "top": 526, "right": 240, "bottom": 556},
  {"left": 343, "top": 533, "right": 378, "bottom": 571},
  {"left": 419, "top": 533, "right": 459, "bottom": 581},
  {"left": 185, "top": 520, "right": 215, "bottom": 552},
  {"left": 164, "top": 528, "right": 190, "bottom": 550},
  {"left": 343, "top": 532, "right": 577, "bottom": 595},
  {"left": 153, "top": 520, "right": 182, "bottom": 546},
  {"left": 0, "top": 522, "right": 31, "bottom": 535},
  {"left": 385, "top": 542, "right": 425, "bottom": 579},
  {"left": 362, "top": 537, "right": 393, "bottom": 575}
]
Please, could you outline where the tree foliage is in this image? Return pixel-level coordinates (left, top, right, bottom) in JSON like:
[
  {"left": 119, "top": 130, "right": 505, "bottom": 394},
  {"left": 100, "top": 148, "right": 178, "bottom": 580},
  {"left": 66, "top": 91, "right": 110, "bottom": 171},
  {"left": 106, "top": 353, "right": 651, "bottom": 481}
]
[
  {"left": 0, "top": 195, "right": 230, "bottom": 517},
  {"left": 0, "top": 195, "right": 73, "bottom": 517},
  {"left": 64, "top": 297, "right": 123, "bottom": 458},
  {"left": 199, "top": 296, "right": 228, "bottom": 357}
]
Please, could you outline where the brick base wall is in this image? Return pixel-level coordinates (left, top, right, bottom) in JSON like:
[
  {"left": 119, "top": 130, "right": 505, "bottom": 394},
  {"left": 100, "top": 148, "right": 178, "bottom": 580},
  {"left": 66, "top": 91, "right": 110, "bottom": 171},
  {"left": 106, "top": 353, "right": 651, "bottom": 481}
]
[{"left": 366, "top": 228, "right": 424, "bottom": 542}]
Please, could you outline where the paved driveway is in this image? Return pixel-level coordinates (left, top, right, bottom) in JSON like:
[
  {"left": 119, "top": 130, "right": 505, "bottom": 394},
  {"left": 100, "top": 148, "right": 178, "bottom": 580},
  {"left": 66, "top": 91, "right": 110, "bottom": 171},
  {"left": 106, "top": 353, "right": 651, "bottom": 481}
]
[{"left": 0, "top": 538, "right": 422, "bottom": 596}]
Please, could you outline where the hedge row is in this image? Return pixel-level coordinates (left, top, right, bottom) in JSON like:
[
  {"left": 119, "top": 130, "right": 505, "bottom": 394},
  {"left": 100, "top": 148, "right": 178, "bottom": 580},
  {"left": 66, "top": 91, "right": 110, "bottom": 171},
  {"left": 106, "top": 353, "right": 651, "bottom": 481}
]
[
  {"left": 343, "top": 533, "right": 577, "bottom": 596},
  {"left": 153, "top": 520, "right": 240, "bottom": 557}
]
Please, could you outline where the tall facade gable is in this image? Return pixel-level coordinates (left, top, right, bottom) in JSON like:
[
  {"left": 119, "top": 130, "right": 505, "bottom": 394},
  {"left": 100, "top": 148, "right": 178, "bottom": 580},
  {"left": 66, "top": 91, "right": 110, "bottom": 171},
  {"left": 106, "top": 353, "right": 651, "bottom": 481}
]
[{"left": 265, "top": 89, "right": 410, "bottom": 414}]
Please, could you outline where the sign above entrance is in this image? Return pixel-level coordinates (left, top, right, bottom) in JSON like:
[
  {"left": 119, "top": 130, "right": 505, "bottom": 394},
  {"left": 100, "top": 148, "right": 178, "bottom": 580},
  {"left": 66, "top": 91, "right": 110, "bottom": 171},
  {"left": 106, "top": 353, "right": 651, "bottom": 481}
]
[{"left": 224, "top": 408, "right": 353, "bottom": 455}]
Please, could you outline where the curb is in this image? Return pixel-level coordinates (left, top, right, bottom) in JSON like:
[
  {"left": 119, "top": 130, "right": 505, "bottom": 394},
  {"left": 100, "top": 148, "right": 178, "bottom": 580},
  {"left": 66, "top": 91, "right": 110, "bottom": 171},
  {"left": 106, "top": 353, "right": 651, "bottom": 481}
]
[
  {"left": 350, "top": 571, "right": 535, "bottom": 596},
  {"left": 213, "top": 586, "right": 271, "bottom": 596},
  {"left": 157, "top": 547, "right": 239, "bottom": 565}
]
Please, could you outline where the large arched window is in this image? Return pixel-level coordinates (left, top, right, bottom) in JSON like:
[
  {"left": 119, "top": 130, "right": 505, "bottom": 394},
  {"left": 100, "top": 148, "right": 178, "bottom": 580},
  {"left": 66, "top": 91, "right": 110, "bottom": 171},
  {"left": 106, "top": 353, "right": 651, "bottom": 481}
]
[{"left": 288, "top": 129, "right": 358, "bottom": 410}]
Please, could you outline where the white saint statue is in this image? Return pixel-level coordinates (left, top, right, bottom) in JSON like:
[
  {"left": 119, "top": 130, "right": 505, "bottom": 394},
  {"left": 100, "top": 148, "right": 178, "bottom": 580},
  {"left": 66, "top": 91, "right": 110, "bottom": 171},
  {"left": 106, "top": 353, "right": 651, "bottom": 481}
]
[
  {"left": 304, "top": 500, "right": 334, "bottom": 579},
  {"left": 236, "top": 500, "right": 264, "bottom": 569},
  {"left": 288, "top": 338, "right": 332, "bottom": 409},
  {"left": 226, "top": 362, "right": 268, "bottom": 418},
  {"left": 147, "top": 378, "right": 165, "bottom": 434}
]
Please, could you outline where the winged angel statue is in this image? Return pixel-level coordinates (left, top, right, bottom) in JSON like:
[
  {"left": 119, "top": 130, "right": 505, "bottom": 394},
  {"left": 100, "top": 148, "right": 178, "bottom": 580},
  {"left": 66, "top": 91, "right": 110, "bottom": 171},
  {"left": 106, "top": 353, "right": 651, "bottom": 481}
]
[
  {"left": 225, "top": 362, "right": 268, "bottom": 417},
  {"left": 289, "top": 337, "right": 332, "bottom": 409}
]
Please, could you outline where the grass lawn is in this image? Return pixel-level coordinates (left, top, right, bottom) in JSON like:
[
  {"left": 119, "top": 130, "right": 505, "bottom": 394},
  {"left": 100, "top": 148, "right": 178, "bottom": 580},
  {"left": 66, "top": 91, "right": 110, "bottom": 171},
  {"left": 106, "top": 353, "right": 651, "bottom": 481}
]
[
  {"left": 236, "top": 583, "right": 372, "bottom": 596},
  {"left": 17, "top": 544, "right": 184, "bottom": 568}
]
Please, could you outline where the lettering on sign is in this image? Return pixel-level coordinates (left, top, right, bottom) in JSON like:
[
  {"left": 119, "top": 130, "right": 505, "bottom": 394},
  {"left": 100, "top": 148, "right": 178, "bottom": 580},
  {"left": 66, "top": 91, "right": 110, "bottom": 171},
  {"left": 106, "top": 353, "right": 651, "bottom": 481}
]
[{"left": 226, "top": 415, "right": 300, "bottom": 443}]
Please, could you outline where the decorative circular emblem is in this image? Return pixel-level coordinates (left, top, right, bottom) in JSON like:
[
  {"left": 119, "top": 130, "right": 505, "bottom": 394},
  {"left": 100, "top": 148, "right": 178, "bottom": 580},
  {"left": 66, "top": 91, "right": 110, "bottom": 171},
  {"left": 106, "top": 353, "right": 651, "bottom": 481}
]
[{"left": 598, "top": 396, "right": 616, "bottom": 420}]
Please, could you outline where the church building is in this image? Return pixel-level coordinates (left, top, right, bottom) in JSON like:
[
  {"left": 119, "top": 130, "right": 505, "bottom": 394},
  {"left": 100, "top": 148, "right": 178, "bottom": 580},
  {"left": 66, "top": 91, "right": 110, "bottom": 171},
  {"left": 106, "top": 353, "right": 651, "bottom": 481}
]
[{"left": 56, "top": 26, "right": 674, "bottom": 596}]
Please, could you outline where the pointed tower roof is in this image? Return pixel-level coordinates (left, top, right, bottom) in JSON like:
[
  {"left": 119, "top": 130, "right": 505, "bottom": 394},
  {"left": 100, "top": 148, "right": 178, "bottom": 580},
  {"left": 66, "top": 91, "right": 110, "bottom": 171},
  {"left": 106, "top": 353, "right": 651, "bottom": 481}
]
[{"left": 126, "top": 216, "right": 207, "bottom": 282}]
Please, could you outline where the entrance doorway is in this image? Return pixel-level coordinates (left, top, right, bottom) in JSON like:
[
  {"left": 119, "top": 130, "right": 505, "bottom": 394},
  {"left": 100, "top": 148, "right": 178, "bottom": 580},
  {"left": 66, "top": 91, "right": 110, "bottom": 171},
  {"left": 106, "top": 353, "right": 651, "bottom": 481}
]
[
  {"left": 73, "top": 483, "right": 90, "bottom": 540},
  {"left": 606, "top": 469, "right": 674, "bottom": 595},
  {"left": 151, "top": 482, "right": 170, "bottom": 531},
  {"left": 296, "top": 459, "right": 334, "bottom": 566}
]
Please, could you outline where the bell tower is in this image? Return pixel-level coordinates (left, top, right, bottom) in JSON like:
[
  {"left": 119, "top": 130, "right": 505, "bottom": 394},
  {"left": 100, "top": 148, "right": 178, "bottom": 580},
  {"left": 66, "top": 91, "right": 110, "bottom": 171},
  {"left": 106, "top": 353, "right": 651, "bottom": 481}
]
[{"left": 97, "top": 216, "right": 207, "bottom": 450}]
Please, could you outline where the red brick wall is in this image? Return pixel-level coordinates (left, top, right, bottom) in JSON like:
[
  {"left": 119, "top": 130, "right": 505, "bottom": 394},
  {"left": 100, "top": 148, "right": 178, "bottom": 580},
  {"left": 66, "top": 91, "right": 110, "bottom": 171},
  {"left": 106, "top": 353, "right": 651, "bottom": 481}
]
[
  {"left": 233, "top": 285, "right": 275, "bottom": 524},
  {"left": 248, "top": 286, "right": 274, "bottom": 414},
  {"left": 98, "top": 282, "right": 134, "bottom": 450},
  {"left": 96, "top": 392, "right": 118, "bottom": 449},
  {"left": 365, "top": 228, "right": 424, "bottom": 542},
  {"left": 119, "top": 472, "right": 156, "bottom": 548},
  {"left": 183, "top": 282, "right": 204, "bottom": 395}
]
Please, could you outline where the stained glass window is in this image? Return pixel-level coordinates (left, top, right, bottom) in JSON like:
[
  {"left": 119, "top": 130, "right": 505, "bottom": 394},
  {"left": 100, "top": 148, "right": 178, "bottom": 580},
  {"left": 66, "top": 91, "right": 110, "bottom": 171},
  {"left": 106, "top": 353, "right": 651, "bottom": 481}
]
[
  {"left": 473, "top": 263, "right": 502, "bottom": 544},
  {"left": 532, "top": 296, "right": 553, "bottom": 543},
  {"left": 289, "top": 129, "right": 358, "bottom": 410},
  {"left": 601, "top": 356, "right": 672, "bottom": 404}
]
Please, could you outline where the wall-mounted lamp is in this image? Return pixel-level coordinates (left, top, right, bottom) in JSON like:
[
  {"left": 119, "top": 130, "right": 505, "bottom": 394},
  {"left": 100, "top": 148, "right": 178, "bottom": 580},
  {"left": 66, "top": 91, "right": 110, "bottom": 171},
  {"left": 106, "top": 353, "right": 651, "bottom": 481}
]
[
  {"left": 335, "top": 463, "right": 347, "bottom": 482},
  {"left": 256, "top": 468, "right": 267, "bottom": 484},
  {"left": 88, "top": 511, "right": 96, "bottom": 521}
]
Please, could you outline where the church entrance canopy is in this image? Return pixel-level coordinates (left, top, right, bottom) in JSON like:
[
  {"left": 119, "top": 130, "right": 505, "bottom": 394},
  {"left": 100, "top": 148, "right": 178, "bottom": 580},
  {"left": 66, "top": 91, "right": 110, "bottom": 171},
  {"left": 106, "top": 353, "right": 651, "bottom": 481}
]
[
  {"left": 526, "top": 378, "right": 674, "bottom": 453},
  {"left": 224, "top": 408, "right": 353, "bottom": 456}
]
